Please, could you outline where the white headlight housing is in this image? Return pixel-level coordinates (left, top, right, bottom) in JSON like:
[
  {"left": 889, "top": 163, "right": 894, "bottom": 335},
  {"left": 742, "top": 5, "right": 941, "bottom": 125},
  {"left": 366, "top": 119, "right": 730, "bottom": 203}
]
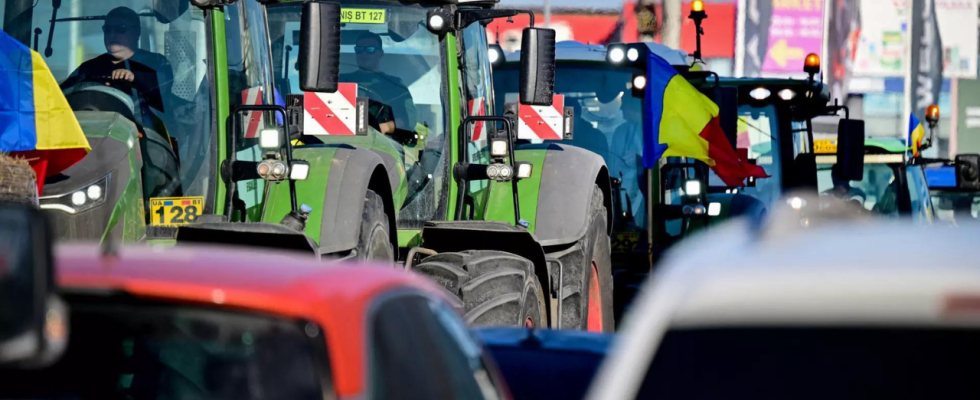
[
  {"left": 498, "top": 165, "right": 513, "bottom": 179},
  {"left": 750, "top": 87, "right": 771, "bottom": 100},
  {"left": 259, "top": 128, "right": 281, "bottom": 149},
  {"left": 778, "top": 88, "right": 796, "bottom": 100},
  {"left": 491, "top": 139, "right": 509, "bottom": 157},
  {"left": 428, "top": 14, "right": 445, "bottom": 31},
  {"left": 685, "top": 180, "right": 701, "bottom": 196},
  {"left": 608, "top": 47, "right": 625, "bottom": 63},
  {"left": 290, "top": 161, "right": 310, "bottom": 181},
  {"left": 486, "top": 164, "right": 501, "bottom": 178},
  {"left": 516, "top": 162, "right": 533, "bottom": 179},
  {"left": 627, "top": 48, "right": 639, "bottom": 61},
  {"left": 39, "top": 174, "right": 111, "bottom": 215},
  {"left": 708, "top": 202, "right": 721, "bottom": 216},
  {"left": 633, "top": 75, "right": 647, "bottom": 90}
]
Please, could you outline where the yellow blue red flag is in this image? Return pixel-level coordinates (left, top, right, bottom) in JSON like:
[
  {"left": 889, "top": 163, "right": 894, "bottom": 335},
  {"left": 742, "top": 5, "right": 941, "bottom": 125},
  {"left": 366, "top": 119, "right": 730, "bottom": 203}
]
[
  {"left": 0, "top": 30, "right": 89, "bottom": 185},
  {"left": 908, "top": 113, "right": 925, "bottom": 157},
  {"left": 642, "top": 53, "right": 768, "bottom": 187}
]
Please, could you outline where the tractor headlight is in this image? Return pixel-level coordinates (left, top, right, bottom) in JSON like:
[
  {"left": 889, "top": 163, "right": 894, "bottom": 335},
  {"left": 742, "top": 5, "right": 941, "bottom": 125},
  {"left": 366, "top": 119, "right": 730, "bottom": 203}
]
[
  {"left": 498, "top": 164, "right": 513, "bottom": 179},
  {"left": 778, "top": 88, "right": 796, "bottom": 101},
  {"left": 708, "top": 202, "right": 721, "bottom": 216},
  {"left": 627, "top": 48, "right": 639, "bottom": 62},
  {"left": 685, "top": 180, "right": 701, "bottom": 196},
  {"left": 608, "top": 46, "right": 626, "bottom": 63},
  {"left": 632, "top": 75, "right": 647, "bottom": 90},
  {"left": 491, "top": 138, "right": 509, "bottom": 157},
  {"left": 516, "top": 162, "right": 533, "bottom": 179},
  {"left": 258, "top": 160, "right": 290, "bottom": 181},
  {"left": 750, "top": 87, "right": 771, "bottom": 100},
  {"left": 39, "top": 174, "right": 110, "bottom": 214},
  {"left": 260, "top": 128, "right": 281, "bottom": 149},
  {"left": 290, "top": 161, "right": 310, "bottom": 181}
]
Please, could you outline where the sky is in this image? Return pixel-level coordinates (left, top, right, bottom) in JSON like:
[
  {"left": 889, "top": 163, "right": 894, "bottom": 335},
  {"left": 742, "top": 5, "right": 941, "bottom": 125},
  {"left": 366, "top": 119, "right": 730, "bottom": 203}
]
[{"left": 499, "top": 0, "right": 733, "bottom": 10}]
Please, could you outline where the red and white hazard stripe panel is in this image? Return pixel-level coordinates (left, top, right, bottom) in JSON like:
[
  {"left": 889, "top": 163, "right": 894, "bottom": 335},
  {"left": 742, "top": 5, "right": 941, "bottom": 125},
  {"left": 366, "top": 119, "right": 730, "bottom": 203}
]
[
  {"left": 304, "top": 83, "right": 358, "bottom": 136},
  {"left": 241, "top": 87, "right": 265, "bottom": 138},
  {"left": 517, "top": 95, "right": 564, "bottom": 141},
  {"left": 468, "top": 97, "right": 487, "bottom": 142}
]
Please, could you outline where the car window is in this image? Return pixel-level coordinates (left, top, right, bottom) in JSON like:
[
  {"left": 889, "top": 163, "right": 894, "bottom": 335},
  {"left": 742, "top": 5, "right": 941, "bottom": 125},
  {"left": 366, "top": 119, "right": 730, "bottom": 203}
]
[
  {"left": 0, "top": 301, "right": 324, "bottom": 400},
  {"left": 634, "top": 327, "right": 980, "bottom": 399},
  {"left": 369, "top": 294, "right": 494, "bottom": 400},
  {"left": 906, "top": 166, "right": 934, "bottom": 223}
]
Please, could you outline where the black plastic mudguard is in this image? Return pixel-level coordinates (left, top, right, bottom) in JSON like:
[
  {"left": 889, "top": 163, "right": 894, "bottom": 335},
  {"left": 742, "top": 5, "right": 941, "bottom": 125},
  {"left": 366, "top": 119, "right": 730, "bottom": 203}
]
[{"left": 176, "top": 222, "right": 319, "bottom": 256}]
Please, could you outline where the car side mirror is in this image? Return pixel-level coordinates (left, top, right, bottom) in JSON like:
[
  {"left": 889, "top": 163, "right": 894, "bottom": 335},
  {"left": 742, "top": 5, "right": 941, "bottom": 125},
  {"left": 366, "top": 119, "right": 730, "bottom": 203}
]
[
  {"left": 519, "top": 27, "right": 556, "bottom": 106},
  {"left": 0, "top": 203, "right": 65, "bottom": 367},
  {"left": 836, "top": 119, "right": 865, "bottom": 181},
  {"left": 956, "top": 154, "right": 980, "bottom": 191},
  {"left": 298, "top": 1, "right": 341, "bottom": 93}
]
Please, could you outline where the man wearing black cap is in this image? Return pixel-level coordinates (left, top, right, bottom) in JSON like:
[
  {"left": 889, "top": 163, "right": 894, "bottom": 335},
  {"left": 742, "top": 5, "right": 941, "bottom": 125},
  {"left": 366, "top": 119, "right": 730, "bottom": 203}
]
[{"left": 62, "top": 7, "right": 173, "bottom": 113}]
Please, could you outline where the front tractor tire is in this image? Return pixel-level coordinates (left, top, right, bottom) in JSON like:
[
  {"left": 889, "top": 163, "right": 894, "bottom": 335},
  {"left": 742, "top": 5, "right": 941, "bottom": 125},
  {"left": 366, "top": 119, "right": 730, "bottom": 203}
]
[
  {"left": 415, "top": 250, "right": 547, "bottom": 328},
  {"left": 355, "top": 190, "right": 394, "bottom": 261},
  {"left": 548, "top": 184, "right": 614, "bottom": 332}
]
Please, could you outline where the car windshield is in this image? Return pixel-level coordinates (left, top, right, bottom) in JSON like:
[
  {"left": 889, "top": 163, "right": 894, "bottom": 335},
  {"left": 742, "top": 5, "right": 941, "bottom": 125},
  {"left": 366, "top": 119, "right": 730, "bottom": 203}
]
[
  {"left": 494, "top": 64, "right": 647, "bottom": 229},
  {"left": 816, "top": 154, "right": 907, "bottom": 216},
  {"left": 266, "top": 1, "right": 449, "bottom": 227},
  {"left": 0, "top": 0, "right": 214, "bottom": 199},
  {"left": 0, "top": 300, "right": 323, "bottom": 400},
  {"left": 709, "top": 104, "right": 784, "bottom": 206},
  {"left": 635, "top": 327, "right": 980, "bottom": 399}
]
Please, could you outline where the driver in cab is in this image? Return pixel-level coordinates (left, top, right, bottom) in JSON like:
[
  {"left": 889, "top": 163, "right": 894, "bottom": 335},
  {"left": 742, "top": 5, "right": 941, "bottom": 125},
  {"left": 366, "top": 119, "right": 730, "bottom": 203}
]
[
  {"left": 342, "top": 31, "right": 417, "bottom": 138},
  {"left": 61, "top": 7, "right": 173, "bottom": 115}
]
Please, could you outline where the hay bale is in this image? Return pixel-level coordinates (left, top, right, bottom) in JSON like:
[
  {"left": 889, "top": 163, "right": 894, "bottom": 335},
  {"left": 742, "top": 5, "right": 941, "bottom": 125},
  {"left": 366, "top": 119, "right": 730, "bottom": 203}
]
[{"left": 0, "top": 153, "right": 38, "bottom": 205}]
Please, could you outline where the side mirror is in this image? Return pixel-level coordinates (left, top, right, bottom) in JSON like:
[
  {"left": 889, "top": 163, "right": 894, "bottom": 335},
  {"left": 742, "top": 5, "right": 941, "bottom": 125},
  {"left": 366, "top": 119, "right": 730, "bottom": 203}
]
[
  {"left": 956, "top": 154, "right": 980, "bottom": 191},
  {"left": 298, "top": 1, "right": 341, "bottom": 93},
  {"left": 0, "top": 203, "right": 65, "bottom": 367},
  {"left": 519, "top": 27, "right": 556, "bottom": 106},
  {"left": 836, "top": 119, "right": 865, "bottom": 181}
]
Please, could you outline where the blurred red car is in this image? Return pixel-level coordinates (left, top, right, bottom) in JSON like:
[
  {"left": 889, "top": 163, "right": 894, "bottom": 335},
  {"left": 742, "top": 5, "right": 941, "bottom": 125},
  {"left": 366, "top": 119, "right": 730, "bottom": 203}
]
[{"left": 0, "top": 244, "right": 511, "bottom": 400}]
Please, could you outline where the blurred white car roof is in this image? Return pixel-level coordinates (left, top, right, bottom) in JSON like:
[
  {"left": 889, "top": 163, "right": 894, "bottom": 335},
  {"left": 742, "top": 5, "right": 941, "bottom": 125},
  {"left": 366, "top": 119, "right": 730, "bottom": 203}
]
[{"left": 586, "top": 218, "right": 980, "bottom": 400}]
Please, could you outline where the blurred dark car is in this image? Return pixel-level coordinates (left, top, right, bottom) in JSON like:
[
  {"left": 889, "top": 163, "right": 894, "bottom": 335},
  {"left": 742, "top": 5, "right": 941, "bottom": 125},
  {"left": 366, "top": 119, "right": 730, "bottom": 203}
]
[{"left": 476, "top": 327, "right": 613, "bottom": 400}]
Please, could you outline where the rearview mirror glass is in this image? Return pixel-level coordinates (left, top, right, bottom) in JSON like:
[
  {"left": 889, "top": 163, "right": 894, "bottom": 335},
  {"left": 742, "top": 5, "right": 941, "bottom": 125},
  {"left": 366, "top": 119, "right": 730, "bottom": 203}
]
[
  {"left": 836, "top": 119, "right": 865, "bottom": 181},
  {"left": 519, "top": 27, "right": 556, "bottom": 106},
  {"left": 299, "top": 1, "right": 342, "bottom": 93},
  {"left": 956, "top": 154, "right": 980, "bottom": 191}
]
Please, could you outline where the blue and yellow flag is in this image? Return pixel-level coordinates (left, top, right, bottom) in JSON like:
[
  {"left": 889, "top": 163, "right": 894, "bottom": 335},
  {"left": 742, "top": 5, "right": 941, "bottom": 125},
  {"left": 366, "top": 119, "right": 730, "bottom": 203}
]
[
  {"left": 0, "top": 30, "right": 89, "bottom": 180},
  {"left": 642, "top": 53, "right": 768, "bottom": 186},
  {"left": 908, "top": 113, "right": 925, "bottom": 157}
]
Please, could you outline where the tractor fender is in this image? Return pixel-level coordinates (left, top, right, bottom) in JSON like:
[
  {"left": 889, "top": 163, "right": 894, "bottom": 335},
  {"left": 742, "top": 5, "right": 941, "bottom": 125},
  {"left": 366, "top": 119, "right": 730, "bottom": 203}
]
[
  {"left": 317, "top": 146, "right": 398, "bottom": 255},
  {"left": 533, "top": 144, "right": 613, "bottom": 247}
]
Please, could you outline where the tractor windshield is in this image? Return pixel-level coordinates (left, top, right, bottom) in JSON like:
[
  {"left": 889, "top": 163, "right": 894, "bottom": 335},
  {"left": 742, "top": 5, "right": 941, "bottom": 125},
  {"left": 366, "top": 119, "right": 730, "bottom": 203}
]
[
  {"left": 266, "top": 1, "right": 450, "bottom": 227},
  {"left": 0, "top": 0, "right": 215, "bottom": 200},
  {"left": 494, "top": 64, "right": 647, "bottom": 229},
  {"left": 0, "top": 301, "right": 324, "bottom": 400},
  {"left": 817, "top": 154, "right": 935, "bottom": 221}
]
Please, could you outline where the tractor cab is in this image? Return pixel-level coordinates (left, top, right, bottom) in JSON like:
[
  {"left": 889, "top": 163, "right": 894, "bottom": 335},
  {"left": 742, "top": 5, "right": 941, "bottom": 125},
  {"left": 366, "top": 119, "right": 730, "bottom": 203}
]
[
  {"left": 812, "top": 138, "right": 935, "bottom": 222},
  {"left": 0, "top": 0, "right": 215, "bottom": 240}
]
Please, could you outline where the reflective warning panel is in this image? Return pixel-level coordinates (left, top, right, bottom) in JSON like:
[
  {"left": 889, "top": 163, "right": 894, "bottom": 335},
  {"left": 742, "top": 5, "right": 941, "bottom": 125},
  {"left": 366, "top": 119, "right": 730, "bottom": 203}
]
[{"left": 517, "top": 95, "right": 565, "bottom": 140}]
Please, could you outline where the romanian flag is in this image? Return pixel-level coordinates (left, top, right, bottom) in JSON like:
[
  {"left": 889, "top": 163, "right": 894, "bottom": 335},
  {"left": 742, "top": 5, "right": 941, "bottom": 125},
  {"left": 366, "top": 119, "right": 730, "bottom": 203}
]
[
  {"left": 0, "top": 30, "right": 89, "bottom": 194},
  {"left": 641, "top": 53, "right": 768, "bottom": 187},
  {"left": 908, "top": 113, "right": 925, "bottom": 157}
]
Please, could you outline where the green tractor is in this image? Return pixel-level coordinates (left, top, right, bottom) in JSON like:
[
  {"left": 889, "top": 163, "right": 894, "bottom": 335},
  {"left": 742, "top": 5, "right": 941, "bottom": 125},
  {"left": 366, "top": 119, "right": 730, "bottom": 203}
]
[
  {"left": 17, "top": 0, "right": 614, "bottom": 330},
  {"left": 249, "top": 0, "right": 615, "bottom": 330}
]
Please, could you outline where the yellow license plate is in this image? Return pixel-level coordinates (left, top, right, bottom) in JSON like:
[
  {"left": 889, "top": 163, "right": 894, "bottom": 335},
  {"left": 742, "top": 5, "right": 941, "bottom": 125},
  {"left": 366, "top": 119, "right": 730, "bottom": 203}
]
[
  {"left": 814, "top": 139, "right": 837, "bottom": 154},
  {"left": 149, "top": 197, "right": 204, "bottom": 227},
  {"left": 611, "top": 232, "right": 642, "bottom": 253},
  {"left": 341, "top": 8, "right": 386, "bottom": 24}
]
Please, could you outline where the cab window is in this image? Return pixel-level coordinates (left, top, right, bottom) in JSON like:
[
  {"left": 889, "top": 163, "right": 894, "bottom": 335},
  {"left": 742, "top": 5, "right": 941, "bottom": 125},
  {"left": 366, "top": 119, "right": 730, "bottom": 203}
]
[
  {"left": 460, "top": 22, "right": 494, "bottom": 216},
  {"left": 906, "top": 166, "right": 934, "bottom": 223}
]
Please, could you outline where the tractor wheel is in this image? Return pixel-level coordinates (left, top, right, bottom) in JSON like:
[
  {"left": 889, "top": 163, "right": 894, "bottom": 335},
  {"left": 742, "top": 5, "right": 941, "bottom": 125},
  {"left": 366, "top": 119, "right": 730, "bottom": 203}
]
[
  {"left": 355, "top": 190, "right": 394, "bottom": 261},
  {"left": 548, "top": 184, "right": 614, "bottom": 332},
  {"left": 415, "top": 250, "right": 547, "bottom": 328}
]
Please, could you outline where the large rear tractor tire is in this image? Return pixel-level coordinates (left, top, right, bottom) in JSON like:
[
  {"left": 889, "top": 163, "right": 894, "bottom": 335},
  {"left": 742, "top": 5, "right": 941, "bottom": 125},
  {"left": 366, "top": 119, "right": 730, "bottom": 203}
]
[
  {"left": 415, "top": 250, "right": 547, "bottom": 328},
  {"left": 548, "top": 184, "right": 614, "bottom": 332},
  {"left": 355, "top": 190, "right": 394, "bottom": 262}
]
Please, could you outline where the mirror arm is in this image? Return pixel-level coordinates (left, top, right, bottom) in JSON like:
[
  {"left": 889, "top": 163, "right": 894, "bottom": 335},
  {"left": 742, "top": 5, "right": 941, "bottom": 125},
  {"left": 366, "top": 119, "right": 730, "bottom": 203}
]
[{"left": 456, "top": 9, "right": 534, "bottom": 30}]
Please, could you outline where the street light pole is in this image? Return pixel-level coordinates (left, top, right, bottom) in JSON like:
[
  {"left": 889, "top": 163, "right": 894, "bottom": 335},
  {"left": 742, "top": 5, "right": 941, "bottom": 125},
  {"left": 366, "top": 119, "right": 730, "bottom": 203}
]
[
  {"left": 663, "top": 0, "right": 682, "bottom": 48},
  {"left": 544, "top": 0, "right": 551, "bottom": 26}
]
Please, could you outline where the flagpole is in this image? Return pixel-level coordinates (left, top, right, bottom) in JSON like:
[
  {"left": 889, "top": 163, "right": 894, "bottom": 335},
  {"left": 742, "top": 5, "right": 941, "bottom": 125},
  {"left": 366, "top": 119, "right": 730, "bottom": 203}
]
[{"left": 903, "top": 0, "right": 914, "bottom": 164}]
